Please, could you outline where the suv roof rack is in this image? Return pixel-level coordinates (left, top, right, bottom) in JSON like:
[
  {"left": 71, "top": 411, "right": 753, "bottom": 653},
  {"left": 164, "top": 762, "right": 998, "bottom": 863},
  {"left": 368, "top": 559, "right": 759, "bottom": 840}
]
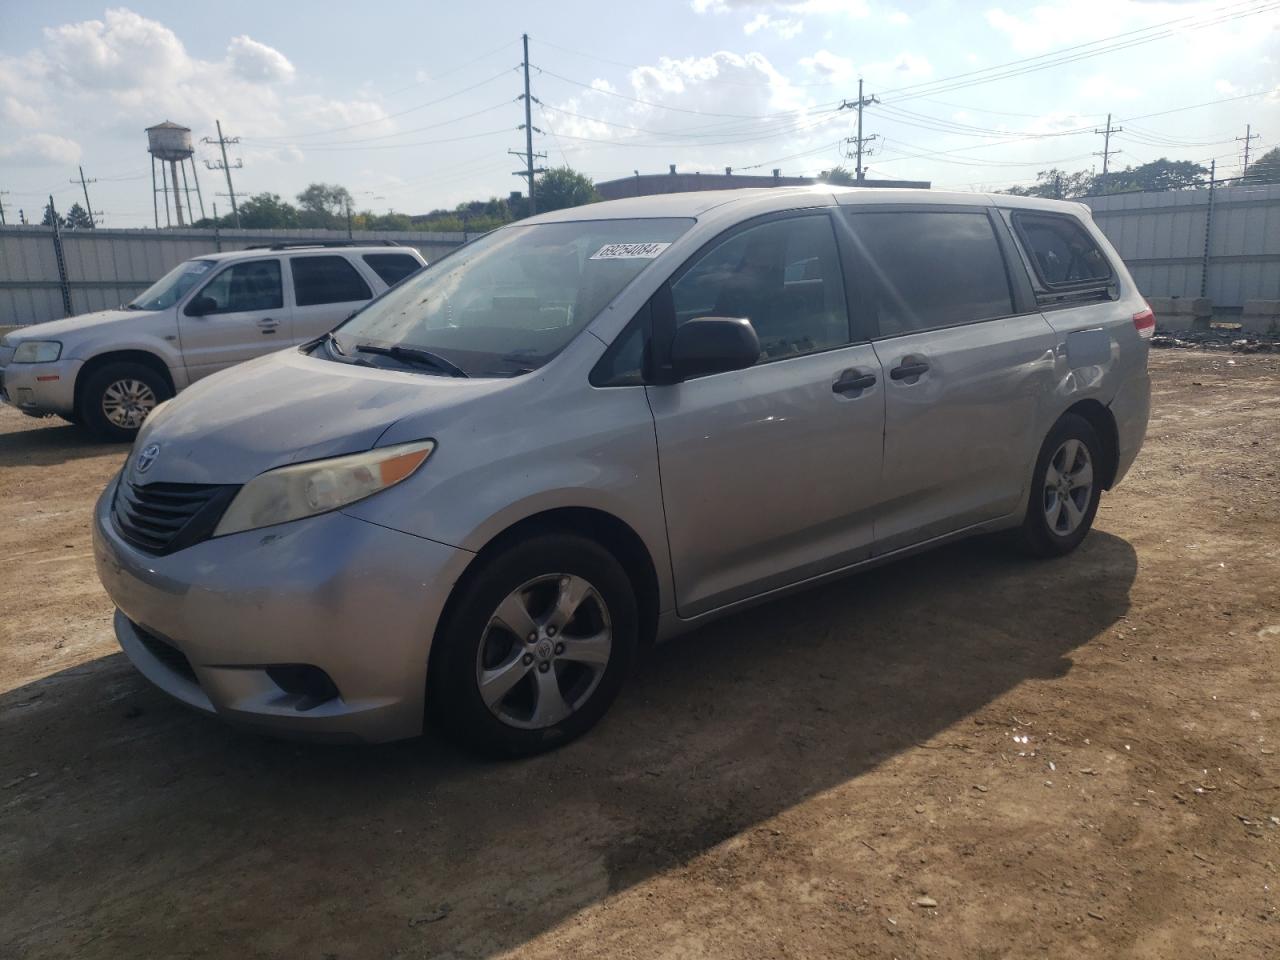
[{"left": 243, "top": 240, "right": 403, "bottom": 251}]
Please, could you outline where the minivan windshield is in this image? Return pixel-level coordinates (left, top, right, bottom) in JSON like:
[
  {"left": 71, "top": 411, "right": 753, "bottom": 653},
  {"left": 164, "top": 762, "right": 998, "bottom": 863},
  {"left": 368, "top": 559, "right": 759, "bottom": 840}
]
[
  {"left": 129, "top": 259, "right": 216, "bottom": 311},
  {"left": 332, "top": 218, "right": 692, "bottom": 377}
]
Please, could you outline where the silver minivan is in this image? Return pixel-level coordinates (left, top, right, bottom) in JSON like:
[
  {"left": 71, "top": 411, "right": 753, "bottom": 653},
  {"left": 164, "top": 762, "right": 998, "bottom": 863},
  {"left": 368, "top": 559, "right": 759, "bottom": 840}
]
[{"left": 93, "top": 187, "right": 1151, "bottom": 754}]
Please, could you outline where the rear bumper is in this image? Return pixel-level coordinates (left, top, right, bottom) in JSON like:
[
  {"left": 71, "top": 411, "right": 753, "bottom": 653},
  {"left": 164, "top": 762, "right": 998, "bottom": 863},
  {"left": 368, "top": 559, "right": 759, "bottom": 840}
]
[
  {"left": 93, "top": 476, "right": 475, "bottom": 743},
  {"left": 1109, "top": 367, "right": 1151, "bottom": 488},
  {"left": 0, "top": 357, "right": 80, "bottom": 416}
]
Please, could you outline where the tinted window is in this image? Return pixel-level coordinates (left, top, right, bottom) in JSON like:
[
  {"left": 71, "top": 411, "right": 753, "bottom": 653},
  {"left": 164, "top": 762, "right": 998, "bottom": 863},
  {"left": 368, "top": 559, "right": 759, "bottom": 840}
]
[
  {"left": 194, "top": 260, "right": 282, "bottom": 314},
  {"left": 291, "top": 255, "right": 373, "bottom": 306},
  {"left": 363, "top": 253, "right": 422, "bottom": 286},
  {"left": 845, "top": 211, "right": 1012, "bottom": 336},
  {"left": 1013, "top": 212, "right": 1112, "bottom": 287},
  {"left": 671, "top": 215, "right": 850, "bottom": 363},
  {"left": 334, "top": 218, "right": 693, "bottom": 377}
]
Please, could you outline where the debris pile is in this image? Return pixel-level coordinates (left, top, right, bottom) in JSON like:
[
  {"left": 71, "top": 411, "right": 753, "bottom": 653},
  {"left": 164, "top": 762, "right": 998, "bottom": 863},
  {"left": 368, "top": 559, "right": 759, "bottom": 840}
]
[{"left": 1151, "top": 329, "right": 1280, "bottom": 353}]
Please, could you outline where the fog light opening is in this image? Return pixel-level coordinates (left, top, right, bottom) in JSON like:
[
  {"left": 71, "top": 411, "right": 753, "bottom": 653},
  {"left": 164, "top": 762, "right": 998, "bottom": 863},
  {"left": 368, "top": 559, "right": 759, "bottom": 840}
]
[{"left": 266, "top": 664, "right": 340, "bottom": 711}]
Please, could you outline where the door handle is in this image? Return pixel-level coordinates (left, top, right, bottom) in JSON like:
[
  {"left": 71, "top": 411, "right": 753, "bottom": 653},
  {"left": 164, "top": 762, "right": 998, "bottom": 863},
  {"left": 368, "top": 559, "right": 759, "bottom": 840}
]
[
  {"left": 257, "top": 317, "right": 279, "bottom": 335},
  {"left": 832, "top": 369, "right": 878, "bottom": 395},
  {"left": 890, "top": 359, "right": 930, "bottom": 381}
]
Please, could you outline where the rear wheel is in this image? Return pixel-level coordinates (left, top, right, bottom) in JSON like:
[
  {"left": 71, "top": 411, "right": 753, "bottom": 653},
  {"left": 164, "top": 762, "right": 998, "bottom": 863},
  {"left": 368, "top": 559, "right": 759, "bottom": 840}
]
[
  {"left": 78, "top": 362, "right": 171, "bottom": 442},
  {"left": 1019, "top": 413, "right": 1103, "bottom": 557},
  {"left": 429, "top": 534, "right": 637, "bottom": 756}
]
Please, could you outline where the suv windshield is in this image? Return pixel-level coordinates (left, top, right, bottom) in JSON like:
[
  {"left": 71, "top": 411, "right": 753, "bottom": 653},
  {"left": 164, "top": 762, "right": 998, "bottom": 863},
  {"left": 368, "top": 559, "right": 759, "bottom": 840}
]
[
  {"left": 332, "top": 218, "right": 692, "bottom": 376},
  {"left": 129, "top": 259, "right": 216, "bottom": 311}
]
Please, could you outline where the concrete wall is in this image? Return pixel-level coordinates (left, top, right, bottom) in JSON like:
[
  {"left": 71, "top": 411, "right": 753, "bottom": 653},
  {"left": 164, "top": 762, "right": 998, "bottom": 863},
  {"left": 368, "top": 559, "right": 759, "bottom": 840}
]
[
  {"left": 1083, "top": 183, "right": 1280, "bottom": 309},
  {"left": 0, "top": 226, "right": 470, "bottom": 326}
]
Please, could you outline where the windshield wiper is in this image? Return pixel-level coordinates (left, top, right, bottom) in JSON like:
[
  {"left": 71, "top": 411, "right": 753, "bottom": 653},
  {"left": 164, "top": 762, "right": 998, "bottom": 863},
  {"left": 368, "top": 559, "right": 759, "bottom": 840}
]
[{"left": 354, "top": 342, "right": 468, "bottom": 378}]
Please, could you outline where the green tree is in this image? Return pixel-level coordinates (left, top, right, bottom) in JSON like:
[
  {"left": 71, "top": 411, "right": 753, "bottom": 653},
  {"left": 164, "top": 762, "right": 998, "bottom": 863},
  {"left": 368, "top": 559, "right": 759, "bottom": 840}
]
[
  {"left": 40, "top": 201, "right": 66, "bottom": 227},
  {"left": 1242, "top": 147, "right": 1280, "bottom": 185},
  {"left": 1101, "top": 157, "right": 1207, "bottom": 194},
  {"left": 296, "top": 182, "right": 354, "bottom": 228},
  {"left": 236, "top": 192, "right": 300, "bottom": 229},
  {"left": 532, "top": 167, "right": 600, "bottom": 214},
  {"left": 1000, "top": 168, "right": 1096, "bottom": 199},
  {"left": 819, "top": 166, "right": 856, "bottom": 185},
  {"left": 64, "top": 202, "right": 94, "bottom": 229}
]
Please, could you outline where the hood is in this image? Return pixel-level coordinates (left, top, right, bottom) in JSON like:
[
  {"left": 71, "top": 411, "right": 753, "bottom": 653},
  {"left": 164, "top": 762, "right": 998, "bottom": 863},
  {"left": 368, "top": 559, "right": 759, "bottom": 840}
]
[
  {"left": 132, "top": 347, "right": 514, "bottom": 485},
  {"left": 3, "top": 309, "right": 147, "bottom": 343}
]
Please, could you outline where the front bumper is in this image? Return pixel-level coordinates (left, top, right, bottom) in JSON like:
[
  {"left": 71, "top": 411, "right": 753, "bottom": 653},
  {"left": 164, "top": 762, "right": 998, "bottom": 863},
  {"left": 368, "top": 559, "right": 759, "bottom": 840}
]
[
  {"left": 0, "top": 356, "right": 81, "bottom": 417},
  {"left": 93, "top": 476, "right": 474, "bottom": 743}
]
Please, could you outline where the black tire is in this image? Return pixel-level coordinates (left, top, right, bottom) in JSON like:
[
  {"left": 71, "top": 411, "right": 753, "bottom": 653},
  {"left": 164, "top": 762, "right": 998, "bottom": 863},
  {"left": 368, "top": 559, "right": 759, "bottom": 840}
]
[
  {"left": 78, "top": 361, "right": 172, "bottom": 443},
  {"left": 58, "top": 412, "right": 82, "bottom": 426},
  {"left": 1019, "top": 413, "right": 1104, "bottom": 558},
  {"left": 429, "top": 533, "right": 638, "bottom": 757}
]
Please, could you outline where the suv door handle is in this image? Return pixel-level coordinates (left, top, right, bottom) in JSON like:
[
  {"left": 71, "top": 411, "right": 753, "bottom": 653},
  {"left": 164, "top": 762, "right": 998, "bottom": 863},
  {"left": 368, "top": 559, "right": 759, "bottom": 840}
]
[
  {"left": 832, "top": 369, "right": 878, "bottom": 395},
  {"left": 890, "top": 359, "right": 930, "bottom": 381},
  {"left": 257, "top": 317, "right": 279, "bottom": 334}
]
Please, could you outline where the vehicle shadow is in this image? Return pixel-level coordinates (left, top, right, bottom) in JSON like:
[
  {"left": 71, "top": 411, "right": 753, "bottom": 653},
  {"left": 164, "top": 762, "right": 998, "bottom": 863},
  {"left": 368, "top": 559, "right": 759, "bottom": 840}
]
[
  {"left": 0, "top": 418, "right": 123, "bottom": 469},
  {"left": 0, "top": 530, "right": 1136, "bottom": 959}
]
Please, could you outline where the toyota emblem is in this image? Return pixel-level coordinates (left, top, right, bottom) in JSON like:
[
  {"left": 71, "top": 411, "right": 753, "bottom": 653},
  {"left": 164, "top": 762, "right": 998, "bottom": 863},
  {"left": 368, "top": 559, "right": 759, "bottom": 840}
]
[{"left": 135, "top": 443, "right": 161, "bottom": 475}]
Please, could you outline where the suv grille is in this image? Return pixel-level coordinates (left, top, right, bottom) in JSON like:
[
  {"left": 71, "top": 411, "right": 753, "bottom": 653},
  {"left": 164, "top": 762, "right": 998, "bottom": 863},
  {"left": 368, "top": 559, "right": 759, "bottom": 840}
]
[{"left": 112, "top": 478, "right": 239, "bottom": 555}]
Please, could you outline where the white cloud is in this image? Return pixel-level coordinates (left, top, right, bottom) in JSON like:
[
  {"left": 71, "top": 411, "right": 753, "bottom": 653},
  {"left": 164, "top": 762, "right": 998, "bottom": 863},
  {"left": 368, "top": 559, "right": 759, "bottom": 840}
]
[
  {"left": 2, "top": 95, "right": 42, "bottom": 128},
  {"left": 0, "top": 132, "right": 82, "bottom": 165},
  {"left": 694, "top": 0, "right": 869, "bottom": 16},
  {"left": 885, "top": 9, "right": 910, "bottom": 26},
  {"left": 1077, "top": 73, "right": 1139, "bottom": 102},
  {"left": 227, "top": 35, "right": 295, "bottom": 83},
  {"left": 744, "top": 13, "right": 805, "bottom": 38},
  {"left": 800, "top": 48, "right": 932, "bottom": 84}
]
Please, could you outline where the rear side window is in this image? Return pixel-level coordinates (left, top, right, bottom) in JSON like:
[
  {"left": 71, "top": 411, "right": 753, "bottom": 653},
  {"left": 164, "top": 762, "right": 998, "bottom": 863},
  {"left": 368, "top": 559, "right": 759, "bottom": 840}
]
[
  {"left": 844, "top": 210, "right": 1013, "bottom": 337},
  {"left": 1012, "top": 212, "right": 1111, "bottom": 288},
  {"left": 363, "top": 253, "right": 422, "bottom": 286},
  {"left": 671, "top": 214, "right": 851, "bottom": 363},
  {"left": 291, "top": 255, "right": 373, "bottom": 307}
]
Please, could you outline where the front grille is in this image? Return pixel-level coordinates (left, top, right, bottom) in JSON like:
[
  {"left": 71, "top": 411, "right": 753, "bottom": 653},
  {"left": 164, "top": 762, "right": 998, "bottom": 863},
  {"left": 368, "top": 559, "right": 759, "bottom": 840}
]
[
  {"left": 112, "top": 477, "right": 239, "bottom": 555},
  {"left": 133, "top": 622, "right": 199, "bottom": 686}
]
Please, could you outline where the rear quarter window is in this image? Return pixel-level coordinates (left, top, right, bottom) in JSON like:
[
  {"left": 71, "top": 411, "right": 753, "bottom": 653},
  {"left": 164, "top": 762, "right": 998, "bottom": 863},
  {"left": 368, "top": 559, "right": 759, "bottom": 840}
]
[
  {"left": 363, "top": 253, "right": 423, "bottom": 286},
  {"left": 1011, "top": 212, "right": 1113, "bottom": 288}
]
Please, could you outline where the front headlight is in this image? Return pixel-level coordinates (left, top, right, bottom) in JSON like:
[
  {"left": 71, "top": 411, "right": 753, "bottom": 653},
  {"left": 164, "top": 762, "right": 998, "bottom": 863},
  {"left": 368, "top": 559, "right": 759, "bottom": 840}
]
[
  {"left": 213, "top": 440, "right": 435, "bottom": 537},
  {"left": 12, "top": 340, "right": 62, "bottom": 363}
]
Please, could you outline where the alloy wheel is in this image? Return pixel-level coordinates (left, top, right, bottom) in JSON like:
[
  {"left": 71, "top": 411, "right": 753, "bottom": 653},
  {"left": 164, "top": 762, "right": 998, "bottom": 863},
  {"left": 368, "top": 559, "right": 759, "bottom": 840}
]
[
  {"left": 1042, "top": 438, "right": 1094, "bottom": 536},
  {"left": 101, "top": 379, "right": 158, "bottom": 429},
  {"left": 475, "top": 573, "right": 613, "bottom": 730}
]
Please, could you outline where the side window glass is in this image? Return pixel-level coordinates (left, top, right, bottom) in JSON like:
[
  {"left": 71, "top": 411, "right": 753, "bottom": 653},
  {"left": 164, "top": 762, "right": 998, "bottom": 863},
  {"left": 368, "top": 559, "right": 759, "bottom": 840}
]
[
  {"left": 671, "top": 215, "right": 850, "bottom": 363},
  {"left": 1013, "top": 213, "right": 1112, "bottom": 287},
  {"left": 196, "top": 260, "right": 282, "bottom": 314},
  {"left": 291, "top": 255, "right": 374, "bottom": 306},
  {"left": 363, "top": 253, "right": 423, "bottom": 286},
  {"left": 590, "top": 305, "right": 650, "bottom": 387},
  {"left": 845, "top": 211, "right": 1013, "bottom": 337}
]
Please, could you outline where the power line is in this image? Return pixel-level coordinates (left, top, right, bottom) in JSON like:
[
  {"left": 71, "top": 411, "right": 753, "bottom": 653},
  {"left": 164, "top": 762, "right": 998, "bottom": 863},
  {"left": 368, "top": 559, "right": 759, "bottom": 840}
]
[
  {"left": 202, "top": 120, "right": 242, "bottom": 228},
  {"left": 513, "top": 34, "right": 546, "bottom": 214},
  {"left": 1237, "top": 123, "right": 1261, "bottom": 172},
  {"left": 1094, "top": 113, "right": 1124, "bottom": 177},
  {"left": 68, "top": 166, "right": 99, "bottom": 227},
  {"left": 839, "top": 79, "right": 879, "bottom": 182}
]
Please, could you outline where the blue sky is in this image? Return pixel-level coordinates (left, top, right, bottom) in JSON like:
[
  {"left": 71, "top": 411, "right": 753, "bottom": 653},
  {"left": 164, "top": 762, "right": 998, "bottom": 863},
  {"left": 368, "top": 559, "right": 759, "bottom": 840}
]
[{"left": 1, "top": 0, "right": 1277, "bottom": 226}]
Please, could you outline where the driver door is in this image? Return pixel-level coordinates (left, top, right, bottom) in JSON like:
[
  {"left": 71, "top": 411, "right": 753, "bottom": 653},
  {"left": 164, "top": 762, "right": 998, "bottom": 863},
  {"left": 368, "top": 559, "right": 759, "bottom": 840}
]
[{"left": 179, "top": 258, "right": 291, "bottom": 380}]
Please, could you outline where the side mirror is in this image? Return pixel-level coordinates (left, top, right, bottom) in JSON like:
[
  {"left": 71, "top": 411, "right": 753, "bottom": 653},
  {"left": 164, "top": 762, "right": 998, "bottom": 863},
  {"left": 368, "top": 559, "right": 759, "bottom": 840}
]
[
  {"left": 670, "top": 317, "right": 760, "bottom": 381},
  {"left": 186, "top": 295, "right": 217, "bottom": 317}
]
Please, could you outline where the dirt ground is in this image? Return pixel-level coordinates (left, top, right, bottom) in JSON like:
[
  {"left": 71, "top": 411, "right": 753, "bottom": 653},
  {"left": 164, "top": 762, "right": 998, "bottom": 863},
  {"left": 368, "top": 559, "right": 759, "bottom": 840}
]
[{"left": 1, "top": 350, "right": 1277, "bottom": 960}]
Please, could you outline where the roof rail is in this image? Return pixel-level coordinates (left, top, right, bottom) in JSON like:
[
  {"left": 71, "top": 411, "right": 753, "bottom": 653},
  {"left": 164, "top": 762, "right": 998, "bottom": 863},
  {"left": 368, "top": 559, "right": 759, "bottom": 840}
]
[{"left": 243, "top": 240, "right": 403, "bottom": 251}]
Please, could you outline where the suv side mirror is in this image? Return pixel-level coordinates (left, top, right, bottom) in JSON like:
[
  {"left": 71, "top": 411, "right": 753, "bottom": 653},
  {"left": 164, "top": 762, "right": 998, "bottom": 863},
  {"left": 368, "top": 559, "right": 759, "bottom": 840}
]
[
  {"left": 186, "top": 295, "right": 217, "bottom": 317},
  {"left": 670, "top": 317, "right": 760, "bottom": 381}
]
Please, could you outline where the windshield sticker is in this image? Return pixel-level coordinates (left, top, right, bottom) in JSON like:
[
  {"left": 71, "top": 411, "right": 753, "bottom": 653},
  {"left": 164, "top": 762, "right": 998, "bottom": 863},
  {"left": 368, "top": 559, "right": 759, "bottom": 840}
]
[{"left": 590, "top": 242, "right": 672, "bottom": 260}]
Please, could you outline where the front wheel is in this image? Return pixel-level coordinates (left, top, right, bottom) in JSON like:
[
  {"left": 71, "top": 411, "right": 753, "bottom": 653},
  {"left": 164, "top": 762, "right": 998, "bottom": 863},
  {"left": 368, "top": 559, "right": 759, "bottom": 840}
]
[
  {"left": 1019, "top": 413, "right": 1103, "bottom": 558},
  {"left": 429, "top": 534, "right": 638, "bottom": 756},
  {"left": 78, "top": 362, "right": 171, "bottom": 442}
]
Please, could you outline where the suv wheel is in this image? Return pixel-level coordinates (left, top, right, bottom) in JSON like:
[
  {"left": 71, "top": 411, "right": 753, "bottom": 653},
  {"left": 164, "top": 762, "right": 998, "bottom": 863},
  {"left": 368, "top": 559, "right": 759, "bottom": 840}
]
[
  {"left": 430, "top": 533, "right": 637, "bottom": 756},
  {"left": 1020, "top": 413, "right": 1103, "bottom": 557},
  {"left": 79, "top": 362, "right": 171, "bottom": 442}
]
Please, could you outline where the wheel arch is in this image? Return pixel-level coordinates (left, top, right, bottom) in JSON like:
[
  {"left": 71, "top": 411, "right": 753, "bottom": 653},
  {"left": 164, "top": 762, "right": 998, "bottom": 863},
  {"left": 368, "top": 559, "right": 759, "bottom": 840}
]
[
  {"left": 1061, "top": 398, "right": 1119, "bottom": 489},
  {"left": 74, "top": 350, "right": 176, "bottom": 415},
  {"left": 432, "top": 506, "right": 662, "bottom": 671}
]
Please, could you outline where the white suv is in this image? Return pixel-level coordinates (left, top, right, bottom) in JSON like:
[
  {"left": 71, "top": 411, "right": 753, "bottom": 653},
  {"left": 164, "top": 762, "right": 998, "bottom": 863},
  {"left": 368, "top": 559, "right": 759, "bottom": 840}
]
[{"left": 0, "top": 243, "right": 426, "bottom": 440}]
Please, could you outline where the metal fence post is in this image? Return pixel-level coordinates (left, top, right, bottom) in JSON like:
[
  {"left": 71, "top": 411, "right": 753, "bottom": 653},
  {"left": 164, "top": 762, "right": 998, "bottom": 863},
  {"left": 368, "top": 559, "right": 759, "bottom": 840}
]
[
  {"left": 48, "top": 194, "right": 73, "bottom": 317},
  {"left": 1200, "top": 160, "right": 1216, "bottom": 299}
]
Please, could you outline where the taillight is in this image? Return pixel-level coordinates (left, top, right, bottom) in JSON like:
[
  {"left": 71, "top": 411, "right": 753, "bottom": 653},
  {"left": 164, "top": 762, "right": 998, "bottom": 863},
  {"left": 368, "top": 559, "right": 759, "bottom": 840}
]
[{"left": 1133, "top": 307, "right": 1155, "bottom": 339}]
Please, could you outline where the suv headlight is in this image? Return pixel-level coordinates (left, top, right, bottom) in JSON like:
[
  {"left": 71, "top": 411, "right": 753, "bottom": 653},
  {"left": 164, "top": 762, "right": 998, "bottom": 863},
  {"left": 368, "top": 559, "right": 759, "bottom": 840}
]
[
  {"left": 214, "top": 440, "right": 435, "bottom": 537},
  {"left": 12, "top": 341, "right": 62, "bottom": 363}
]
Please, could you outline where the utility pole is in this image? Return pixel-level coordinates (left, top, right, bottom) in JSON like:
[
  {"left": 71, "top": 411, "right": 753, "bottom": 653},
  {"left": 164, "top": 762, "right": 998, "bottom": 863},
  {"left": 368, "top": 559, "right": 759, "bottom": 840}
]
[
  {"left": 69, "top": 166, "right": 98, "bottom": 228},
  {"left": 839, "top": 79, "right": 880, "bottom": 183},
  {"left": 1094, "top": 113, "right": 1123, "bottom": 186},
  {"left": 1237, "top": 123, "right": 1260, "bottom": 177},
  {"left": 202, "top": 120, "right": 243, "bottom": 228},
  {"left": 510, "top": 34, "right": 547, "bottom": 215},
  {"left": 0, "top": 190, "right": 8, "bottom": 225}
]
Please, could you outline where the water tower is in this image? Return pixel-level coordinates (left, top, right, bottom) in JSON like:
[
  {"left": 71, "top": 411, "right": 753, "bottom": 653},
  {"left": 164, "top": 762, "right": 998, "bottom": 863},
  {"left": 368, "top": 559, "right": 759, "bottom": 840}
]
[{"left": 146, "top": 121, "right": 206, "bottom": 228}]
